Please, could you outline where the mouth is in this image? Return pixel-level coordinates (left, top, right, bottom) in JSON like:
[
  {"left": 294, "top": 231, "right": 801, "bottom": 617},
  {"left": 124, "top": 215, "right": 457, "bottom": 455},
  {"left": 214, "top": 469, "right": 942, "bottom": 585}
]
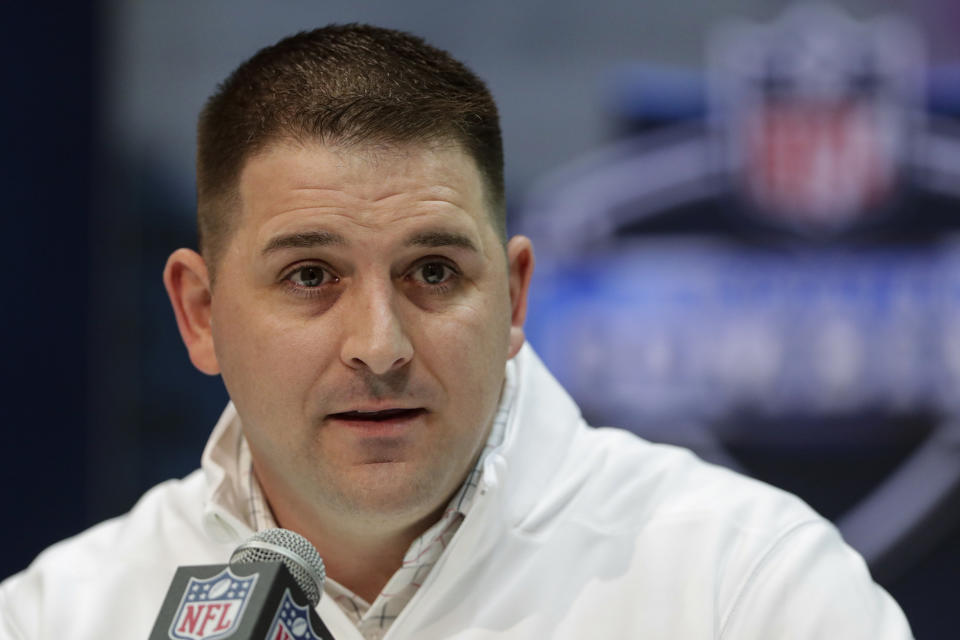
[{"left": 327, "top": 408, "right": 427, "bottom": 423}]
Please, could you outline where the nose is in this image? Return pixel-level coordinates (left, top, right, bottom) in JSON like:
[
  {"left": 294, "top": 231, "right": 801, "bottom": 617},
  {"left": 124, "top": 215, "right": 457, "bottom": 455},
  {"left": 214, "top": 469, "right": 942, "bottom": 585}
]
[{"left": 339, "top": 279, "right": 414, "bottom": 375}]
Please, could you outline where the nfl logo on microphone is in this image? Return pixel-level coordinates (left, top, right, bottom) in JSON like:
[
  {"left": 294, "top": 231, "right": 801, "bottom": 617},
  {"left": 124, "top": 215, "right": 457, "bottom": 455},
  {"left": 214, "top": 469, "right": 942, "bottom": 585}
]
[
  {"left": 168, "top": 568, "right": 258, "bottom": 640},
  {"left": 265, "top": 590, "right": 326, "bottom": 640}
]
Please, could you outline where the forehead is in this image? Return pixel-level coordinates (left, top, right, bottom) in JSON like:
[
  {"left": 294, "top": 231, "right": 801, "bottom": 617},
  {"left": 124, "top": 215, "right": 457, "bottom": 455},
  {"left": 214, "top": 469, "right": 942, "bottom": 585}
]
[{"left": 234, "top": 139, "right": 492, "bottom": 236}]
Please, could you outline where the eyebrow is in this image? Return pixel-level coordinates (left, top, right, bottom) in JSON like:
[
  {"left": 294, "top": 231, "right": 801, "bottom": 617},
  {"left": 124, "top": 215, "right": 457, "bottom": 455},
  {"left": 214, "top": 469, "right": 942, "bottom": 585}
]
[
  {"left": 262, "top": 231, "right": 346, "bottom": 255},
  {"left": 404, "top": 231, "right": 479, "bottom": 252},
  {"left": 261, "top": 229, "right": 479, "bottom": 256}
]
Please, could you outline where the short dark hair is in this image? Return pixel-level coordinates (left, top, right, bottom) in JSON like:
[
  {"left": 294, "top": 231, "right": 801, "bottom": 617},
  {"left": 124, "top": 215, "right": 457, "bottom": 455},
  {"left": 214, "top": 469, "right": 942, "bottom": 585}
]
[{"left": 196, "top": 23, "right": 505, "bottom": 275}]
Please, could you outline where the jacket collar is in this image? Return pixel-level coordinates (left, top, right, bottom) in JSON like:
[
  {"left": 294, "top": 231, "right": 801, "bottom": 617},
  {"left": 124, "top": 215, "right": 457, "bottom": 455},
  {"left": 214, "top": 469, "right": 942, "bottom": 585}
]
[
  {"left": 477, "top": 343, "right": 585, "bottom": 529},
  {"left": 200, "top": 403, "right": 256, "bottom": 544}
]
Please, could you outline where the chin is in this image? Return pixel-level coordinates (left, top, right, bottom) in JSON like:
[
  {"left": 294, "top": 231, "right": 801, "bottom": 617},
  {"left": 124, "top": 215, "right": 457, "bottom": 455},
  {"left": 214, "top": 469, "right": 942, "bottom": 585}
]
[{"left": 330, "top": 465, "right": 449, "bottom": 522}]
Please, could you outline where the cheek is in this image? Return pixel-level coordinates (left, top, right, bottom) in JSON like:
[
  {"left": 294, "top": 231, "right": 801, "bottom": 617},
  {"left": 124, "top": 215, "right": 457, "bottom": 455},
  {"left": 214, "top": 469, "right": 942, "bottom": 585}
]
[
  {"left": 212, "top": 301, "right": 339, "bottom": 405},
  {"left": 415, "top": 299, "right": 512, "bottom": 389}
]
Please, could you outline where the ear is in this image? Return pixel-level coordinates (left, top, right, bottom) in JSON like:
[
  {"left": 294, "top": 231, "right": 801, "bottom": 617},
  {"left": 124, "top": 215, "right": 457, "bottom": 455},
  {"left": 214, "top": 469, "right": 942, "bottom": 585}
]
[
  {"left": 505, "top": 235, "right": 535, "bottom": 359},
  {"left": 163, "top": 248, "right": 221, "bottom": 375}
]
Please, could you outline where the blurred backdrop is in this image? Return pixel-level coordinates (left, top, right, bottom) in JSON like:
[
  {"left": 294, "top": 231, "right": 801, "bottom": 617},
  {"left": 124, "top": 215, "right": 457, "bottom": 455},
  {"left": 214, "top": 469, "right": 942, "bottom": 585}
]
[{"left": 3, "top": 1, "right": 958, "bottom": 636}]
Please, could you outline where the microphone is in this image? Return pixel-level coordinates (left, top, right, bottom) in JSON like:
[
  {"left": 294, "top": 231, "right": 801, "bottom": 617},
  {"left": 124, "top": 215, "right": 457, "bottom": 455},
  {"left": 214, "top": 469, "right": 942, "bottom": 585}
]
[{"left": 150, "top": 528, "right": 335, "bottom": 639}]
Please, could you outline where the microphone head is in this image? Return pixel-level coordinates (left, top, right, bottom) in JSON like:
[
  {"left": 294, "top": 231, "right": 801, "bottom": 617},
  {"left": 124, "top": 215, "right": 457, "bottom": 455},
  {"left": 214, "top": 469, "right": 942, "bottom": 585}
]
[{"left": 229, "top": 528, "right": 326, "bottom": 607}]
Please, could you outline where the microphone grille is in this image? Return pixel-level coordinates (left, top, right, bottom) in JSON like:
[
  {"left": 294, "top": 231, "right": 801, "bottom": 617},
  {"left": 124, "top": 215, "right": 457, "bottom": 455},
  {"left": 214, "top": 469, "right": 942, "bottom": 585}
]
[{"left": 230, "top": 528, "right": 326, "bottom": 607}]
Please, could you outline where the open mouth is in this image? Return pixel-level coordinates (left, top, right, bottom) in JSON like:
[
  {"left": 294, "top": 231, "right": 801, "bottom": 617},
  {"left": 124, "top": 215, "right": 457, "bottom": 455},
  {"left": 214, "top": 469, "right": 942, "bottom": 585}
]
[{"left": 328, "top": 408, "right": 426, "bottom": 422}]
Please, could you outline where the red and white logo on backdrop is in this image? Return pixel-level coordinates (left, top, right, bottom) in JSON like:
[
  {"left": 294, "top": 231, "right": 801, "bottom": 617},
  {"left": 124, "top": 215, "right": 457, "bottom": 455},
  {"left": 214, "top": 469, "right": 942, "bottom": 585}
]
[
  {"left": 742, "top": 101, "right": 896, "bottom": 226},
  {"left": 708, "top": 4, "right": 924, "bottom": 235}
]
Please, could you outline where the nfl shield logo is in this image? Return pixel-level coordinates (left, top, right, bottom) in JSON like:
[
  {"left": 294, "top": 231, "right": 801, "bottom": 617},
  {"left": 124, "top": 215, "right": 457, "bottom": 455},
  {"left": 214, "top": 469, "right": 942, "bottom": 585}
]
[
  {"left": 265, "top": 589, "right": 324, "bottom": 640},
  {"left": 168, "top": 568, "right": 258, "bottom": 640},
  {"left": 708, "top": 4, "right": 923, "bottom": 235}
]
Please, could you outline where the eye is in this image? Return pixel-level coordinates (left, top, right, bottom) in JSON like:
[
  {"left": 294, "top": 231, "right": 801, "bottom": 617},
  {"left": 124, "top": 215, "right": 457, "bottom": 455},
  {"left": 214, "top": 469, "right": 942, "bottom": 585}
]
[
  {"left": 286, "top": 265, "right": 337, "bottom": 288},
  {"left": 412, "top": 261, "right": 457, "bottom": 286}
]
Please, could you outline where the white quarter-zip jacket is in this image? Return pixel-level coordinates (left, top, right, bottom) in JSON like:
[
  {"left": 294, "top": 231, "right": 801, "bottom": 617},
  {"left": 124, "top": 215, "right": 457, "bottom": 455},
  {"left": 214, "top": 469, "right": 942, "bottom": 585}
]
[{"left": 0, "top": 345, "right": 913, "bottom": 638}]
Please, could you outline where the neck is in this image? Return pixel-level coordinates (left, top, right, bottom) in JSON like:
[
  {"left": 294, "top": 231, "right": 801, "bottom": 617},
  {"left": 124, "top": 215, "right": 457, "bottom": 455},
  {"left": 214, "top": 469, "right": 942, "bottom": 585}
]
[
  {"left": 259, "top": 475, "right": 448, "bottom": 603},
  {"left": 300, "top": 522, "right": 424, "bottom": 603}
]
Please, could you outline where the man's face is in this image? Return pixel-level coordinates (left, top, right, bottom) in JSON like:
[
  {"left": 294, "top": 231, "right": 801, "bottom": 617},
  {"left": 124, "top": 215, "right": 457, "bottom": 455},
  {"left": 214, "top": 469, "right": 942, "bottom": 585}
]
[{"left": 184, "top": 140, "right": 531, "bottom": 529}]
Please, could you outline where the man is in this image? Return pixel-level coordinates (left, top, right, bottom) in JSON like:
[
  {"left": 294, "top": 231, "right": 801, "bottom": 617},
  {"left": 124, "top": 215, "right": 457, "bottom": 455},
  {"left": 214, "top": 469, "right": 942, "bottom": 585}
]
[{"left": 0, "top": 24, "right": 912, "bottom": 639}]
